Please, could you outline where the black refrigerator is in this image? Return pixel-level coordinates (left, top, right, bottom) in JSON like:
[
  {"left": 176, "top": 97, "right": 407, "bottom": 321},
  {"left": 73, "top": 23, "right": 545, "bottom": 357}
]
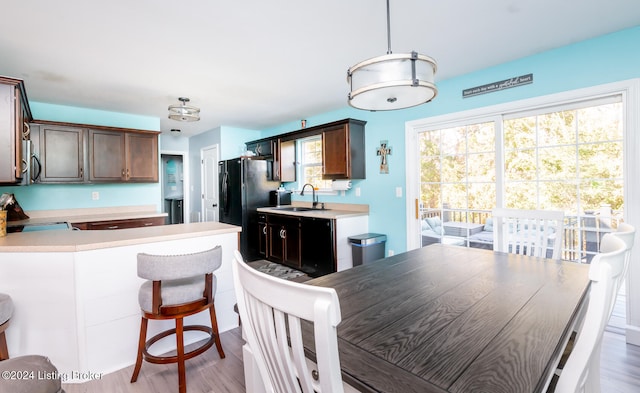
[{"left": 219, "top": 157, "right": 279, "bottom": 261}]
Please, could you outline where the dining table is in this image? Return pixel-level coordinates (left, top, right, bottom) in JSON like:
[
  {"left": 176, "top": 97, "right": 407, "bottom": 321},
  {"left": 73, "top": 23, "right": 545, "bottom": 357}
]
[{"left": 303, "top": 244, "right": 591, "bottom": 393}]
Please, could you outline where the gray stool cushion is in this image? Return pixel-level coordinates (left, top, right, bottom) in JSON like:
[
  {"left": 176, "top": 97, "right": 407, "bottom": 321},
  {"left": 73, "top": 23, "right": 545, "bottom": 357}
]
[
  {"left": 0, "top": 293, "right": 13, "bottom": 325},
  {"left": 0, "top": 355, "right": 65, "bottom": 393},
  {"left": 138, "top": 275, "right": 217, "bottom": 313}
]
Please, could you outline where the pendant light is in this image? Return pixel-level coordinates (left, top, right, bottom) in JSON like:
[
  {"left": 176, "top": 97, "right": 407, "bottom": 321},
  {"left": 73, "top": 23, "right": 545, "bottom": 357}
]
[
  {"left": 168, "top": 97, "right": 200, "bottom": 122},
  {"left": 347, "top": 0, "right": 437, "bottom": 111}
]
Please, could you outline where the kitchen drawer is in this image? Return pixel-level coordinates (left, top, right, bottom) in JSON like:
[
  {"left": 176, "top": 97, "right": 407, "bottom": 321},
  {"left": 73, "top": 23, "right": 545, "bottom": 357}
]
[{"left": 73, "top": 216, "right": 165, "bottom": 230}]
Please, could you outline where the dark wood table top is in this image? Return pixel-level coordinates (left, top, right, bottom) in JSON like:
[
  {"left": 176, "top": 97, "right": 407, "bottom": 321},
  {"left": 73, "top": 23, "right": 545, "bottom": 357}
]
[{"left": 306, "top": 244, "right": 590, "bottom": 393}]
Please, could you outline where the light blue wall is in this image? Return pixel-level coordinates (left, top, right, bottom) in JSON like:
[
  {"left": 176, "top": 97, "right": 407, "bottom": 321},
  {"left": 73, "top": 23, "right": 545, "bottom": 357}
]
[
  {"left": 0, "top": 102, "right": 162, "bottom": 212},
  {"left": 260, "top": 26, "right": 640, "bottom": 255}
]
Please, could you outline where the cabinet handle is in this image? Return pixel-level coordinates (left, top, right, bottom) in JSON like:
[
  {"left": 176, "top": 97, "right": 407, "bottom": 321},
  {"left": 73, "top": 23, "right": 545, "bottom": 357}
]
[
  {"left": 107, "top": 225, "right": 119, "bottom": 229},
  {"left": 80, "top": 168, "right": 84, "bottom": 178},
  {"left": 22, "top": 122, "right": 30, "bottom": 139},
  {"left": 126, "top": 168, "right": 130, "bottom": 179},
  {"left": 122, "top": 169, "right": 125, "bottom": 177},
  {"left": 263, "top": 226, "right": 267, "bottom": 235},
  {"left": 144, "top": 222, "right": 153, "bottom": 226},
  {"left": 280, "top": 229, "right": 286, "bottom": 239}
]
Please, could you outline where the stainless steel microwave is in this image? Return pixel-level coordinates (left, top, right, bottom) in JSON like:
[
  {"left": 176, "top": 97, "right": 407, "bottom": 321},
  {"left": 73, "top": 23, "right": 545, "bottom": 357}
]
[{"left": 20, "top": 139, "right": 41, "bottom": 185}]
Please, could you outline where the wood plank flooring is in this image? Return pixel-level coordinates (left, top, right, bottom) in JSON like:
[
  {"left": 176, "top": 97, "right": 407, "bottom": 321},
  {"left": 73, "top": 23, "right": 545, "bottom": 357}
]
[{"left": 62, "top": 293, "right": 640, "bottom": 393}]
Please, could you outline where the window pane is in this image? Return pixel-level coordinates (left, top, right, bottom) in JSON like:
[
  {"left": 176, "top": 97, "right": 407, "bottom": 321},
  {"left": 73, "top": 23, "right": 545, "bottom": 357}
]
[
  {"left": 504, "top": 116, "right": 536, "bottom": 149},
  {"left": 468, "top": 122, "right": 495, "bottom": 153},
  {"left": 538, "top": 146, "right": 576, "bottom": 180},
  {"left": 505, "top": 148, "right": 536, "bottom": 181},
  {"left": 538, "top": 110, "right": 576, "bottom": 146},
  {"left": 578, "top": 142, "right": 623, "bottom": 178},
  {"left": 578, "top": 103, "right": 623, "bottom": 143},
  {"left": 441, "top": 154, "right": 466, "bottom": 182}
]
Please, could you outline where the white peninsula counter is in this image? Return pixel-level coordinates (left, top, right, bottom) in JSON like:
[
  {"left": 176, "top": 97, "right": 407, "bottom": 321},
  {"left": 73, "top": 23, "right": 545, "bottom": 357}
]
[{"left": 0, "top": 221, "right": 241, "bottom": 381}]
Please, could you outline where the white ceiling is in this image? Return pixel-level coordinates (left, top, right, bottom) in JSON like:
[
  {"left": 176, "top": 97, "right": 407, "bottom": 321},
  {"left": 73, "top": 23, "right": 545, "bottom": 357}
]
[{"left": 1, "top": 0, "right": 639, "bottom": 137}]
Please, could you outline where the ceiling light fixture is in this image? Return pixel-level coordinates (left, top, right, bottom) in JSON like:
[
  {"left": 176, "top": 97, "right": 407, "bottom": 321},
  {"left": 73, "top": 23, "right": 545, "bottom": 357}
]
[
  {"left": 347, "top": 0, "right": 438, "bottom": 111},
  {"left": 170, "top": 128, "right": 181, "bottom": 136},
  {"left": 168, "top": 97, "right": 200, "bottom": 122}
]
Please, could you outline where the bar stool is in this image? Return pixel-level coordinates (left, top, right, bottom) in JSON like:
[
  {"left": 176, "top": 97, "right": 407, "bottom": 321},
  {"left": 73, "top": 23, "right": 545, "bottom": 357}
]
[
  {"left": 130, "top": 247, "right": 226, "bottom": 393},
  {"left": 0, "top": 293, "right": 13, "bottom": 360}
]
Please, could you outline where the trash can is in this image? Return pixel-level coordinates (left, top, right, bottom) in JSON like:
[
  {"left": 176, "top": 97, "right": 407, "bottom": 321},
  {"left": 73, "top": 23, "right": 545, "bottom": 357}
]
[{"left": 348, "top": 233, "right": 387, "bottom": 266}]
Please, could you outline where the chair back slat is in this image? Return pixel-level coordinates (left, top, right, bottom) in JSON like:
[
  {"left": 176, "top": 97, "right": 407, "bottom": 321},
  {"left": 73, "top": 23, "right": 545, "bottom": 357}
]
[
  {"left": 233, "top": 250, "right": 344, "bottom": 393},
  {"left": 492, "top": 208, "right": 564, "bottom": 260}
]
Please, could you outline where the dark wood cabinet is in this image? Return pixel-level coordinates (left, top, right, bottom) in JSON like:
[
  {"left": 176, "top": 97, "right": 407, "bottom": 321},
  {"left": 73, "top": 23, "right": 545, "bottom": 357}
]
[
  {"left": 257, "top": 213, "right": 268, "bottom": 259},
  {"left": 89, "top": 129, "right": 124, "bottom": 181},
  {"left": 262, "top": 212, "right": 337, "bottom": 276},
  {"left": 39, "top": 124, "right": 86, "bottom": 183},
  {"left": 34, "top": 120, "right": 159, "bottom": 184},
  {"left": 322, "top": 119, "right": 365, "bottom": 180},
  {"left": 266, "top": 214, "right": 301, "bottom": 269},
  {"left": 71, "top": 216, "right": 165, "bottom": 230},
  {"left": 246, "top": 118, "right": 365, "bottom": 183},
  {"left": 300, "top": 217, "right": 336, "bottom": 276},
  {"left": 89, "top": 129, "right": 158, "bottom": 182},
  {"left": 0, "top": 77, "right": 32, "bottom": 184},
  {"left": 126, "top": 132, "right": 158, "bottom": 182}
]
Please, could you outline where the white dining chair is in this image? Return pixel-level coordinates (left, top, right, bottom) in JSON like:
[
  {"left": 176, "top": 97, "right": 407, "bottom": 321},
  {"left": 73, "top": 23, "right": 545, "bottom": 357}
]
[
  {"left": 553, "top": 234, "right": 626, "bottom": 393},
  {"left": 612, "top": 222, "right": 635, "bottom": 295},
  {"left": 492, "top": 208, "right": 565, "bottom": 260},
  {"left": 232, "top": 250, "right": 357, "bottom": 393}
]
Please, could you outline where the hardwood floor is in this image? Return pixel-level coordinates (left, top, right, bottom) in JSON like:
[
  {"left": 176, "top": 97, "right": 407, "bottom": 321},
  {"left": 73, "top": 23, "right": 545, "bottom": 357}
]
[{"left": 62, "top": 295, "right": 640, "bottom": 393}]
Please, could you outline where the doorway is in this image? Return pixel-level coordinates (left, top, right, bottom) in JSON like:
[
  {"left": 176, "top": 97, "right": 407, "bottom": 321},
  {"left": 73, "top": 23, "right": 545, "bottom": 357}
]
[{"left": 161, "top": 153, "right": 187, "bottom": 224}]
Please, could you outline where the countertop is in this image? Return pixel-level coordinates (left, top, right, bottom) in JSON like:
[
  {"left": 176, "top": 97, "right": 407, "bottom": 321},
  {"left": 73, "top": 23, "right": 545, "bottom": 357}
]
[
  {"left": 257, "top": 202, "right": 369, "bottom": 219},
  {"left": 7, "top": 205, "right": 167, "bottom": 227},
  {"left": 0, "top": 221, "right": 241, "bottom": 253}
]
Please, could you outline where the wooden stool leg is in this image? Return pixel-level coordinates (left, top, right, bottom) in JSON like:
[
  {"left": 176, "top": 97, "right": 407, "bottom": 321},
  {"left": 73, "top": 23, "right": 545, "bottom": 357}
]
[
  {"left": 0, "top": 330, "right": 9, "bottom": 361},
  {"left": 209, "top": 305, "right": 225, "bottom": 358},
  {"left": 130, "top": 316, "right": 148, "bottom": 383},
  {"left": 176, "top": 317, "right": 186, "bottom": 393}
]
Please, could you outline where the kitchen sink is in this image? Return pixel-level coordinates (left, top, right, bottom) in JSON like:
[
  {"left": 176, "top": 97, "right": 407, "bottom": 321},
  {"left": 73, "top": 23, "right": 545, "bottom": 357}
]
[{"left": 274, "top": 206, "right": 330, "bottom": 212}]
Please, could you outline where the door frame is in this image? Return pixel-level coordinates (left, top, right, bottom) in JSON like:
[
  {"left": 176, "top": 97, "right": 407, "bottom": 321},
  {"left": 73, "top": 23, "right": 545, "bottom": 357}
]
[{"left": 159, "top": 150, "right": 190, "bottom": 223}]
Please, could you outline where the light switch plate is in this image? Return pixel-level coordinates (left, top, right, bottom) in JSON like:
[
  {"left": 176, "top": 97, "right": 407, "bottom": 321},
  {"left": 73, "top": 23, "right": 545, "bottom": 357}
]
[
  {"left": 395, "top": 187, "right": 402, "bottom": 197},
  {"left": 92, "top": 191, "right": 99, "bottom": 200}
]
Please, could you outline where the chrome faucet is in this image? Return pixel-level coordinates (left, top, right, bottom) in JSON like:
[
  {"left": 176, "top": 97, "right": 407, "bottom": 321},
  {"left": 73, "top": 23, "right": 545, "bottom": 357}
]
[{"left": 300, "top": 183, "right": 318, "bottom": 208}]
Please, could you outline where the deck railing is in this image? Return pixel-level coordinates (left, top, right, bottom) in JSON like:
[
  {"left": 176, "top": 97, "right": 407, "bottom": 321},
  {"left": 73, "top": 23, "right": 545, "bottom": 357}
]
[{"left": 420, "top": 207, "right": 622, "bottom": 263}]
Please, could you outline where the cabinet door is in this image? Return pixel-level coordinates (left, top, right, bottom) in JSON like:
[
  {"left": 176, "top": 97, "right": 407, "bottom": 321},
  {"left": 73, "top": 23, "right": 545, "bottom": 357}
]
[
  {"left": 126, "top": 133, "right": 158, "bottom": 182},
  {"left": 258, "top": 215, "right": 268, "bottom": 258},
  {"left": 279, "top": 139, "right": 296, "bottom": 182},
  {"left": 267, "top": 222, "right": 285, "bottom": 263},
  {"left": 0, "top": 84, "right": 17, "bottom": 183},
  {"left": 40, "top": 125, "right": 85, "bottom": 182},
  {"left": 89, "top": 129, "right": 125, "bottom": 181},
  {"left": 322, "top": 124, "right": 350, "bottom": 179},
  {"left": 282, "top": 218, "right": 301, "bottom": 268},
  {"left": 301, "top": 217, "right": 336, "bottom": 276}
]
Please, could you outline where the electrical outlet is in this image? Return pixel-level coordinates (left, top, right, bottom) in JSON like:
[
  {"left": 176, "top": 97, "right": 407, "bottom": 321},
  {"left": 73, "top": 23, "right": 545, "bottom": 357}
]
[
  {"left": 92, "top": 191, "right": 99, "bottom": 201},
  {"left": 388, "top": 250, "right": 395, "bottom": 256},
  {"left": 395, "top": 187, "right": 402, "bottom": 197},
  {"left": 355, "top": 187, "right": 361, "bottom": 197}
]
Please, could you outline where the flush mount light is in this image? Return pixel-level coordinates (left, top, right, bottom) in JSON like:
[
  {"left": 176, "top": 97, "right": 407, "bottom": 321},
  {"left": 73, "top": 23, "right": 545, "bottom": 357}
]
[
  {"left": 168, "top": 97, "right": 200, "bottom": 122},
  {"left": 170, "top": 128, "right": 181, "bottom": 136},
  {"left": 347, "top": 0, "right": 437, "bottom": 111}
]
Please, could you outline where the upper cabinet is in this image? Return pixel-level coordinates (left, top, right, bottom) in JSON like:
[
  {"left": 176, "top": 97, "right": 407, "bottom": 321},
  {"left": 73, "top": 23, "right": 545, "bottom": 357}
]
[
  {"left": 246, "top": 118, "right": 366, "bottom": 182},
  {"left": 33, "top": 120, "right": 159, "bottom": 184},
  {"left": 39, "top": 124, "right": 86, "bottom": 183},
  {"left": 0, "top": 77, "right": 32, "bottom": 184},
  {"left": 322, "top": 119, "right": 365, "bottom": 180}
]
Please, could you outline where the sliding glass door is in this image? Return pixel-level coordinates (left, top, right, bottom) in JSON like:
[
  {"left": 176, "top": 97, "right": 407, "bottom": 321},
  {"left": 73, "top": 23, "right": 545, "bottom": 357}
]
[{"left": 411, "top": 95, "right": 624, "bottom": 263}]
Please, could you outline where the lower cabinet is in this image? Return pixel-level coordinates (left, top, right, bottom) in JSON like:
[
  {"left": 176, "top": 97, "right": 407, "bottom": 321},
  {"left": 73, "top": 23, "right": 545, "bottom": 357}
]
[
  {"left": 263, "top": 213, "right": 336, "bottom": 276},
  {"left": 71, "top": 216, "right": 165, "bottom": 230},
  {"left": 266, "top": 214, "right": 301, "bottom": 269},
  {"left": 300, "top": 217, "right": 335, "bottom": 277}
]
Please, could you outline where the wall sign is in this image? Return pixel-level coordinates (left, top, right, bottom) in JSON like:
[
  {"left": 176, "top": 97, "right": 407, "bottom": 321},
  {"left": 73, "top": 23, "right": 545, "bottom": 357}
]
[{"left": 462, "top": 73, "right": 533, "bottom": 98}]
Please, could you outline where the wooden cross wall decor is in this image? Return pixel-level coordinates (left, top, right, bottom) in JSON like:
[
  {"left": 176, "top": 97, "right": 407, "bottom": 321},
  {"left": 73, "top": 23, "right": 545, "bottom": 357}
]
[{"left": 377, "top": 140, "right": 392, "bottom": 174}]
